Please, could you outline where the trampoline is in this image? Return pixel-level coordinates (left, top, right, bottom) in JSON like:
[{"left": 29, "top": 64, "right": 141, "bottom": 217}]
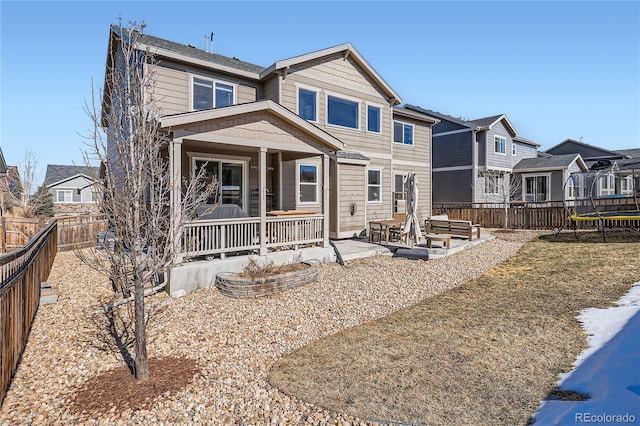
[{"left": 560, "top": 160, "right": 640, "bottom": 240}]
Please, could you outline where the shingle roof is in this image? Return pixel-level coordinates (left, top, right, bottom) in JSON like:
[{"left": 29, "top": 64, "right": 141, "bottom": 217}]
[
  {"left": 332, "top": 150, "right": 370, "bottom": 161},
  {"left": 616, "top": 148, "right": 640, "bottom": 159},
  {"left": 403, "top": 105, "right": 476, "bottom": 129},
  {"left": 114, "top": 25, "right": 265, "bottom": 75},
  {"left": 0, "top": 147, "right": 6, "bottom": 174},
  {"left": 468, "top": 114, "right": 505, "bottom": 128},
  {"left": 513, "top": 154, "right": 581, "bottom": 170},
  {"left": 44, "top": 165, "right": 100, "bottom": 187}
]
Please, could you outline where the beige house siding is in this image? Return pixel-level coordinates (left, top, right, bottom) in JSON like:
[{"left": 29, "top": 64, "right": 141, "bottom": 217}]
[
  {"left": 149, "top": 61, "right": 259, "bottom": 116},
  {"left": 336, "top": 163, "right": 366, "bottom": 237},
  {"left": 263, "top": 76, "right": 279, "bottom": 103}
]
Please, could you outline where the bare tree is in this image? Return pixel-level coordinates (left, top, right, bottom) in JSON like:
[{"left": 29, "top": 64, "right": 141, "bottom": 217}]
[
  {"left": 483, "top": 171, "right": 522, "bottom": 229},
  {"left": 80, "top": 22, "right": 217, "bottom": 381},
  {"left": 0, "top": 150, "right": 51, "bottom": 218}
]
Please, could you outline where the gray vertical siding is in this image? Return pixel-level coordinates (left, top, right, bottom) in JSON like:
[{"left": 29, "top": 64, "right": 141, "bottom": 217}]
[{"left": 485, "top": 121, "right": 515, "bottom": 169}]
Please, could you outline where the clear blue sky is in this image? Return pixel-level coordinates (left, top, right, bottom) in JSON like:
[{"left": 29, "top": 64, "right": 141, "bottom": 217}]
[{"left": 1, "top": 1, "right": 639, "bottom": 186}]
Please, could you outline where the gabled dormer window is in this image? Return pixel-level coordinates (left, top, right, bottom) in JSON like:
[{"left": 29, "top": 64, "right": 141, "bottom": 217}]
[{"left": 192, "top": 76, "right": 236, "bottom": 110}]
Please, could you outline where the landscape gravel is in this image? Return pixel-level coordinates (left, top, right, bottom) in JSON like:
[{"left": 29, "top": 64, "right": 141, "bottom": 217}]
[{"left": 0, "top": 230, "right": 545, "bottom": 425}]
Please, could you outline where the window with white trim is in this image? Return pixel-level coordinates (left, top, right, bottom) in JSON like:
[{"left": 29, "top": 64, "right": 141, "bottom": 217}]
[
  {"left": 393, "top": 121, "right": 413, "bottom": 145},
  {"left": 494, "top": 136, "right": 506, "bottom": 154},
  {"left": 524, "top": 175, "right": 549, "bottom": 202},
  {"left": 484, "top": 174, "right": 499, "bottom": 194},
  {"left": 367, "top": 105, "right": 381, "bottom": 133},
  {"left": 56, "top": 190, "right": 72, "bottom": 203},
  {"left": 327, "top": 95, "right": 359, "bottom": 129},
  {"left": 621, "top": 176, "right": 634, "bottom": 194},
  {"left": 367, "top": 169, "right": 382, "bottom": 202},
  {"left": 298, "top": 88, "right": 317, "bottom": 121},
  {"left": 566, "top": 176, "right": 578, "bottom": 199},
  {"left": 598, "top": 173, "right": 615, "bottom": 196},
  {"left": 192, "top": 76, "right": 235, "bottom": 110},
  {"left": 512, "top": 143, "right": 516, "bottom": 156},
  {"left": 299, "top": 164, "right": 318, "bottom": 203}
]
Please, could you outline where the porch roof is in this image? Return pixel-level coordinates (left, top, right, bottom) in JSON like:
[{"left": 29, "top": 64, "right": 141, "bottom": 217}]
[{"left": 160, "top": 100, "right": 345, "bottom": 156}]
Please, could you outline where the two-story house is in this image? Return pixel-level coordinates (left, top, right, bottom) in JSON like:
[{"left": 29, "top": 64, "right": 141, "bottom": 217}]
[
  {"left": 403, "top": 105, "right": 539, "bottom": 204},
  {"left": 101, "top": 25, "right": 437, "bottom": 292}
]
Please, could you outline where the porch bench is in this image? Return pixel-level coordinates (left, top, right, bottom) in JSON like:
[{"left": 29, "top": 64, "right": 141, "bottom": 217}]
[{"left": 425, "top": 219, "right": 481, "bottom": 240}]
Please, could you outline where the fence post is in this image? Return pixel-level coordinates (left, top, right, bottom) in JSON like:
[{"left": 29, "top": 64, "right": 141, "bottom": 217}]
[{"left": 1, "top": 217, "right": 5, "bottom": 253}]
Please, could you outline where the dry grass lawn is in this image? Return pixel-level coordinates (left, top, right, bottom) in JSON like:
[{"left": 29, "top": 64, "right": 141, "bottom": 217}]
[{"left": 268, "top": 231, "right": 640, "bottom": 425}]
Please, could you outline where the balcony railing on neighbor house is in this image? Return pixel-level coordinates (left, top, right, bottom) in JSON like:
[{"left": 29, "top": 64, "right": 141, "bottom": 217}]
[{"left": 183, "top": 214, "right": 324, "bottom": 259}]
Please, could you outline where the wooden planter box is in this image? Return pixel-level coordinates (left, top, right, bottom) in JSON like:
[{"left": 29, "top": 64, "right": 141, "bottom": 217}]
[{"left": 215, "top": 261, "right": 318, "bottom": 299}]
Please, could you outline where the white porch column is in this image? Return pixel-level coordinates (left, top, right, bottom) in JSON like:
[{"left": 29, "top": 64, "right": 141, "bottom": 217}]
[
  {"left": 322, "top": 154, "right": 330, "bottom": 248},
  {"left": 170, "top": 138, "right": 183, "bottom": 260},
  {"left": 277, "top": 152, "right": 283, "bottom": 210},
  {"left": 259, "top": 147, "right": 267, "bottom": 256}
]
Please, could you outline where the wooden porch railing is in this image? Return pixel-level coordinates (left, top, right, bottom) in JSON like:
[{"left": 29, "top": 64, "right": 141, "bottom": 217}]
[
  {"left": 1, "top": 219, "right": 57, "bottom": 405},
  {"left": 183, "top": 214, "right": 324, "bottom": 259}
]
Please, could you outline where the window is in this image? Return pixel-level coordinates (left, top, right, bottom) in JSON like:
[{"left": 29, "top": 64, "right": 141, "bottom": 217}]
[
  {"left": 524, "top": 175, "right": 549, "bottom": 202},
  {"left": 621, "top": 176, "right": 634, "bottom": 194},
  {"left": 298, "top": 88, "right": 317, "bottom": 121},
  {"left": 484, "top": 174, "right": 499, "bottom": 194},
  {"left": 299, "top": 165, "right": 318, "bottom": 203},
  {"left": 494, "top": 136, "right": 506, "bottom": 154},
  {"left": 512, "top": 143, "right": 516, "bottom": 156},
  {"left": 598, "top": 173, "right": 615, "bottom": 196},
  {"left": 393, "top": 121, "right": 414, "bottom": 145},
  {"left": 327, "top": 95, "right": 359, "bottom": 129},
  {"left": 566, "top": 176, "right": 578, "bottom": 199},
  {"left": 56, "top": 190, "right": 72, "bottom": 203},
  {"left": 193, "top": 158, "right": 245, "bottom": 207},
  {"left": 367, "top": 169, "right": 382, "bottom": 202},
  {"left": 367, "top": 105, "right": 381, "bottom": 133},
  {"left": 192, "top": 77, "right": 235, "bottom": 110},
  {"left": 82, "top": 190, "right": 99, "bottom": 203}
]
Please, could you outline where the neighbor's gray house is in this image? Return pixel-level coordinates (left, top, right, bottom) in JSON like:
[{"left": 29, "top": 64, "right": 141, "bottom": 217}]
[
  {"left": 43, "top": 165, "right": 101, "bottom": 215},
  {"left": 511, "top": 153, "right": 588, "bottom": 202},
  {"left": 102, "top": 26, "right": 438, "bottom": 294},
  {"left": 545, "top": 139, "right": 640, "bottom": 197},
  {"left": 403, "top": 105, "right": 539, "bottom": 204}
]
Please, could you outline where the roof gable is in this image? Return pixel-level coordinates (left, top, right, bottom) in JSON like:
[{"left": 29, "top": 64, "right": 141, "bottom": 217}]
[
  {"left": 513, "top": 153, "right": 587, "bottom": 172},
  {"left": 44, "top": 165, "right": 100, "bottom": 187},
  {"left": 545, "top": 139, "right": 623, "bottom": 159},
  {"left": 469, "top": 114, "right": 517, "bottom": 136},
  {"left": 260, "top": 43, "right": 401, "bottom": 105}
]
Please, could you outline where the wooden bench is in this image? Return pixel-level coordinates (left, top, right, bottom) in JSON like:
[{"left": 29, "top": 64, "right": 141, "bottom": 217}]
[{"left": 425, "top": 219, "right": 481, "bottom": 240}]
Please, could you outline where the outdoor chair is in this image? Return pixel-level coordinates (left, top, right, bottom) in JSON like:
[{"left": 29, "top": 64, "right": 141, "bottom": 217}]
[{"left": 369, "top": 221, "right": 384, "bottom": 243}]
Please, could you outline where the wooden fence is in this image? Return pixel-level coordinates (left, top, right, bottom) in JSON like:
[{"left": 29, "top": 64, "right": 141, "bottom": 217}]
[
  {"left": 0, "top": 214, "right": 108, "bottom": 253},
  {"left": 1, "top": 220, "right": 57, "bottom": 405},
  {"left": 433, "top": 199, "right": 640, "bottom": 230}
]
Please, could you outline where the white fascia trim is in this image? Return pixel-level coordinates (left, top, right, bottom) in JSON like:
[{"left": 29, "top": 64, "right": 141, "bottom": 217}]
[
  {"left": 139, "top": 43, "right": 261, "bottom": 80},
  {"left": 433, "top": 128, "right": 475, "bottom": 137},
  {"left": 392, "top": 159, "right": 430, "bottom": 168},
  {"left": 432, "top": 165, "right": 473, "bottom": 172},
  {"left": 46, "top": 174, "right": 95, "bottom": 188},
  {"left": 260, "top": 43, "right": 401, "bottom": 104}
]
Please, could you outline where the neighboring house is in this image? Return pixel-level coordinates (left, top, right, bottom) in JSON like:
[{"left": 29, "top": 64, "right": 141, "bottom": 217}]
[
  {"left": 43, "top": 165, "right": 101, "bottom": 215},
  {"left": 0, "top": 148, "right": 24, "bottom": 216},
  {"left": 102, "top": 24, "right": 438, "bottom": 265},
  {"left": 512, "top": 153, "right": 588, "bottom": 202},
  {"left": 545, "top": 139, "right": 640, "bottom": 198},
  {"left": 403, "top": 105, "right": 539, "bottom": 204}
]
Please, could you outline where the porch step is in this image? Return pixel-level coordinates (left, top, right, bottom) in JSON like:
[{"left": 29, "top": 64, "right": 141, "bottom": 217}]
[{"left": 40, "top": 281, "right": 59, "bottom": 305}]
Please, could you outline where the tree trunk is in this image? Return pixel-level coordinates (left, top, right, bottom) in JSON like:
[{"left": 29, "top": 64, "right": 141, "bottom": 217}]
[{"left": 133, "top": 279, "right": 149, "bottom": 380}]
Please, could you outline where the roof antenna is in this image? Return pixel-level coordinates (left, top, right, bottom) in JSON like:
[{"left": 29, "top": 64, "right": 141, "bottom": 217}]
[
  {"left": 579, "top": 136, "right": 583, "bottom": 142},
  {"left": 210, "top": 32, "right": 215, "bottom": 53},
  {"left": 204, "top": 32, "right": 215, "bottom": 52}
]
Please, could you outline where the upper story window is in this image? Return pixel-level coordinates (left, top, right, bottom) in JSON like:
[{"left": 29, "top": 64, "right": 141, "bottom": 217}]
[
  {"left": 393, "top": 121, "right": 413, "bottom": 145},
  {"left": 367, "top": 105, "right": 381, "bottom": 133},
  {"left": 299, "top": 164, "right": 318, "bottom": 203},
  {"left": 192, "top": 76, "right": 235, "bottom": 110},
  {"left": 494, "top": 136, "right": 506, "bottom": 154},
  {"left": 298, "top": 88, "right": 317, "bottom": 121},
  {"left": 621, "top": 176, "right": 634, "bottom": 194},
  {"left": 327, "top": 95, "right": 359, "bottom": 129},
  {"left": 512, "top": 143, "right": 516, "bottom": 156}
]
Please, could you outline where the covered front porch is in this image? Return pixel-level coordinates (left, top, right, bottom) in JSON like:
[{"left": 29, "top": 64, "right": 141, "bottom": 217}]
[{"left": 161, "top": 100, "right": 344, "bottom": 261}]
